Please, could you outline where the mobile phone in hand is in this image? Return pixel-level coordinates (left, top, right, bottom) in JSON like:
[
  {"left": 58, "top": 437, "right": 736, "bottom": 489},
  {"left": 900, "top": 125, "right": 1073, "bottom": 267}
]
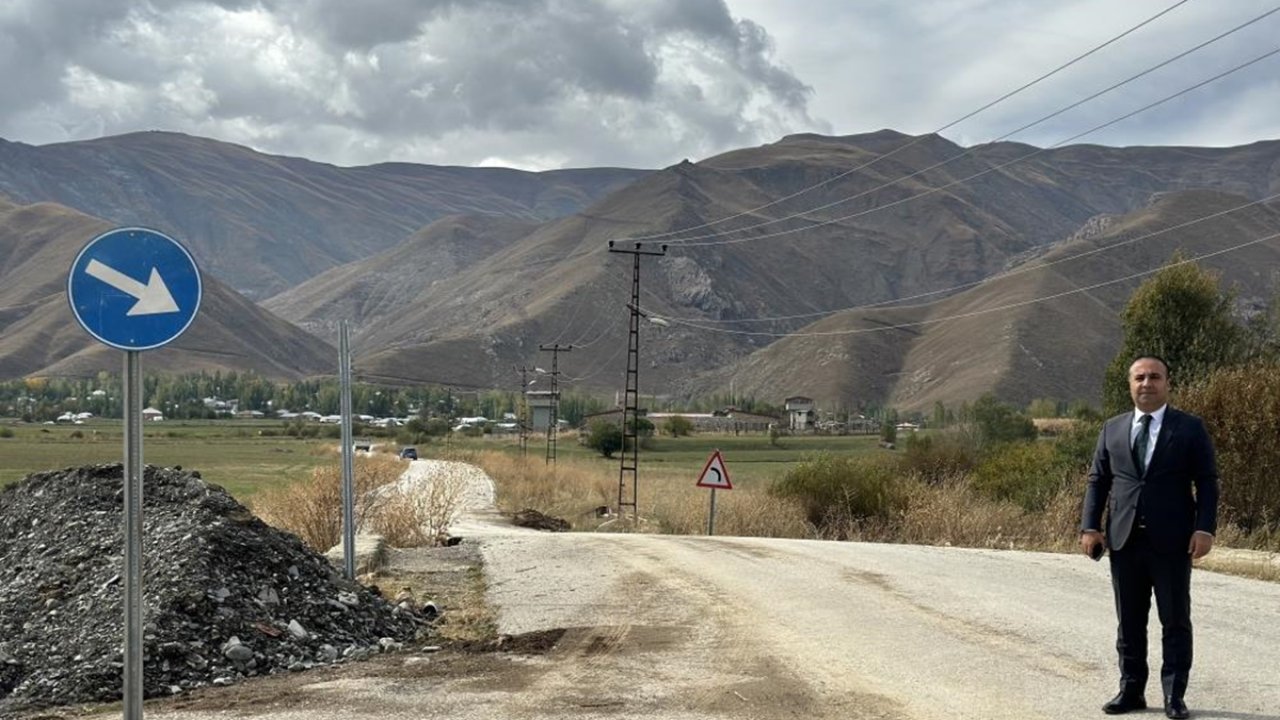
[{"left": 1090, "top": 543, "right": 1105, "bottom": 561}]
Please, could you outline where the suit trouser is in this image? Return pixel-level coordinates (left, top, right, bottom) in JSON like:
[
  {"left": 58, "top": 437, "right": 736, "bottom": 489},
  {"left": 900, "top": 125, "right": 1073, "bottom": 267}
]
[{"left": 1109, "top": 525, "right": 1194, "bottom": 700}]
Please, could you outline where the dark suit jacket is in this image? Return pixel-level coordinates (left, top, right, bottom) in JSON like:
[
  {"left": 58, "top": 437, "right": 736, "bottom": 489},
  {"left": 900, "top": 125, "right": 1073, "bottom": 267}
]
[{"left": 1081, "top": 407, "right": 1219, "bottom": 553}]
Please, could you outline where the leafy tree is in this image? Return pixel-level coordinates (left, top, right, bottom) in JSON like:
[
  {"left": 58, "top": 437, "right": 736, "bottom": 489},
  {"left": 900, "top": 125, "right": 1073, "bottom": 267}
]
[
  {"left": 970, "top": 394, "right": 1036, "bottom": 447},
  {"left": 1103, "top": 256, "right": 1244, "bottom": 415},
  {"left": 663, "top": 415, "right": 694, "bottom": 437},
  {"left": 879, "top": 420, "right": 897, "bottom": 446},
  {"left": 931, "top": 401, "right": 948, "bottom": 429},
  {"left": 1026, "top": 398, "right": 1060, "bottom": 418},
  {"left": 586, "top": 421, "right": 623, "bottom": 458}
]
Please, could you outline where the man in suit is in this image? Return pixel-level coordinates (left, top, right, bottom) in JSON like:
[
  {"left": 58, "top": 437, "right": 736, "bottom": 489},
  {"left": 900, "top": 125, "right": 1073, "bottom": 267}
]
[{"left": 1081, "top": 355, "right": 1219, "bottom": 719}]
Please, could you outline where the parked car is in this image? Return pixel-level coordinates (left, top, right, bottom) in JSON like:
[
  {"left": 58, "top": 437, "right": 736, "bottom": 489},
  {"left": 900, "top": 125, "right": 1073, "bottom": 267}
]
[{"left": 399, "top": 446, "right": 418, "bottom": 460}]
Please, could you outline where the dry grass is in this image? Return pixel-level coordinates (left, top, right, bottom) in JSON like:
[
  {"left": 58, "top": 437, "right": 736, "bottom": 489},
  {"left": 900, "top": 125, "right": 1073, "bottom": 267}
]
[
  {"left": 1032, "top": 418, "right": 1080, "bottom": 436},
  {"left": 1196, "top": 548, "right": 1280, "bottom": 582},
  {"left": 474, "top": 451, "right": 811, "bottom": 537},
  {"left": 647, "top": 481, "right": 811, "bottom": 537},
  {"left": 477, "top": 451, "right": 615, "bottom": 526},
  {"left": 370, "top": 467, "right": 467, "bottom": 548},
  {"left": 872, "top": 473, "right": 1080, "bottom": 551},
  {"left": 473, "top": 448, "right": 1275, "bottom": 585},
  {"left": 252, "top": 451, "right": 405, "bottom": 550},
  {"left": 433, "top": 566, "right": 500, "bottom": 644}
]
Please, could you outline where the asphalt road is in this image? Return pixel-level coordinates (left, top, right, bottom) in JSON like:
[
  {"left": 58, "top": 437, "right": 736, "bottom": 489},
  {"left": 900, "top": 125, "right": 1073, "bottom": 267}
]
[
  {"left": 470, "top": 522, "right": 1280, "bottom": 720},
  {"left": 94, "top": 461, "right": 1280, "bottom": 720}
]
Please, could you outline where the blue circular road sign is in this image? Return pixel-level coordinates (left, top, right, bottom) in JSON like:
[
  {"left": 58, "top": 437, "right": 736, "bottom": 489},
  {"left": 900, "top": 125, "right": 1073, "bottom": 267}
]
[{"left": 67, "top": 227, "right": 203, "bottom": 351}]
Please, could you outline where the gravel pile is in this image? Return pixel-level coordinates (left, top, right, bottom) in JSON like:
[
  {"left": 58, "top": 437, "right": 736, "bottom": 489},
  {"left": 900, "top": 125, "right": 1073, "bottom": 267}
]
[{"left": 0, "top": 464, "right": 426, "bottom": 713}]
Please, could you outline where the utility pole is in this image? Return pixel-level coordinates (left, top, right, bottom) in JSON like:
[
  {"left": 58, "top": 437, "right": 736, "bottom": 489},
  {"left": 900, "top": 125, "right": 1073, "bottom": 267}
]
[
  {"left": 538, "top": 344, "right": 572, "bottom": 465},
  {"left": 607, "top": 240, "right": 667, "bottom": 521},
  {"left": 515, "top": 365, "right": 531, "bottom": 458}
]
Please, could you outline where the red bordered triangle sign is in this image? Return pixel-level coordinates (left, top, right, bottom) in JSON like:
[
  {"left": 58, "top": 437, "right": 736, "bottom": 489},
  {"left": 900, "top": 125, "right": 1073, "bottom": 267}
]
[{"left": 696, "top": 450, "right": 732, "bottom": 490}]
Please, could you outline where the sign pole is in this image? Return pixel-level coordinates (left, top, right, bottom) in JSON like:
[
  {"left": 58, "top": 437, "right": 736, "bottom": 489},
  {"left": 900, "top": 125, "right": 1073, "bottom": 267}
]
[
  {"left": 68, "top": 226, "right": 203, "bottom": 720},
  {"left": 123, "top": 350, "right": 143, "bottom": 720},
  {"left": 339, "top": 321, "right": 356, "bottom": 580},
  {"left": 707, "top": 487, "right": 717, "bottom": 536},
  {"left": 695, "top": 449, "right": 732, "bottom": 537}
]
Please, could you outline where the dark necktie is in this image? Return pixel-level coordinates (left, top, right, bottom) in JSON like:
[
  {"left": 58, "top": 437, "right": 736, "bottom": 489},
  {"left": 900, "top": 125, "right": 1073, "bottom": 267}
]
[{"left": 1133, "top": 414, "right": 1152, "bottom": 475}]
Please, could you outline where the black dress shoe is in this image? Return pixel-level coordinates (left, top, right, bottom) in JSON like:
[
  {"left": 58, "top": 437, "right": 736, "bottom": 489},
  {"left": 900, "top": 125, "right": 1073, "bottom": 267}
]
[
  {"left": 1103, "top": 691, "right": 1148, "bottom": 714},
  {"left": 1165, "top": 697, "right": 1190, "bottom": 719}
]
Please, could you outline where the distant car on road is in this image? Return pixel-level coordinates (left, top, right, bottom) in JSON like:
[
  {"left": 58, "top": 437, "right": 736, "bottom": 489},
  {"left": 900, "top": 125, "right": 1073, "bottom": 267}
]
[{"left": 399, "top": 446, "right": 418, "bottom": 460}]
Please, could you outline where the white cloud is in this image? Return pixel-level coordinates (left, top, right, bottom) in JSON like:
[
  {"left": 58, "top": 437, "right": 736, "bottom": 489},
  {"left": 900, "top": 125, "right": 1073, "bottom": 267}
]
[{"left": 0, "top": 0, "right": 1276, "bottom": 168}]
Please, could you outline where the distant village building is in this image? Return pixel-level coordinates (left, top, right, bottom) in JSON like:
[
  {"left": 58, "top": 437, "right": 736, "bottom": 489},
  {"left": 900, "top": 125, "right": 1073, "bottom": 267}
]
[
  {"left": 580, "top": 408, "right": 777, "bottom": 434},
  {"left": 785, "top": 396, "right": 815, "bottom": 432},
  {"left": 142, "top": 407, "right": 164, "bottom": 422},
  {"left": 526, "top": 390, "right": 558, "bottom": 431}
]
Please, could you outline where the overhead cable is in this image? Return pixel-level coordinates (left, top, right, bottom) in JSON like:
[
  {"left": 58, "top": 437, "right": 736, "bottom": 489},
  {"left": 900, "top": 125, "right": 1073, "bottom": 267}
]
[
  {"left": 646, "top": 192, "right": 1280, "bottom": 324},
  {"left": 656, "top": 232, "right": 1280, "bottom": 338},
  {"left": 661, "top": 7, "right": 1280, "bottom": 246},
  {"left": 669, "top": 42, "right": 1280, "bottom": 248},
  {"left": 624, "top": 0, "right": 1193, "bottom": 243}
]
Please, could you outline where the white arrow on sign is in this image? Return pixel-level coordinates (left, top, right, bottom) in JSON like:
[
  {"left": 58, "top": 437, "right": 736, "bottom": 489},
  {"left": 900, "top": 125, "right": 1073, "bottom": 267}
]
[{"left": 86, "top": 259, "right": 180, "bottom": 316}]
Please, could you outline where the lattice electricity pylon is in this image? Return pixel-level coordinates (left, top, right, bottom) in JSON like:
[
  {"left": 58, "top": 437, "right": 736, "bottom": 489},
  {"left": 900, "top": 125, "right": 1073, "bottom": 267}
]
[{"left": 607, "top": 240, "right": 666, "bottom": 520}]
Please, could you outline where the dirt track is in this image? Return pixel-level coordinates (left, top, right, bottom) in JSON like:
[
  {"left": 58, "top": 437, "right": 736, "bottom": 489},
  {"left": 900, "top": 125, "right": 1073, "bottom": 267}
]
[{"left": 68, "top": 461, "right": 1280, "bottom": 720}]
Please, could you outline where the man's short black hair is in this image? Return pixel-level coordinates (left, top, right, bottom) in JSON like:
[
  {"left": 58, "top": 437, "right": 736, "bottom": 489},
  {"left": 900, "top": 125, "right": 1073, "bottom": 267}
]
[{"left": 1130, "top": 355, "right": 1171, "bottom": 378}]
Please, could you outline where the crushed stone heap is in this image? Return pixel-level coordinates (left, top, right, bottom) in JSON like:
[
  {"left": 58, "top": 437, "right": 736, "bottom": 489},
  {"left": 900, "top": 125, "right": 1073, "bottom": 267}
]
[{"left": 0, "top": 464, "right": 425, "bottom": 713}]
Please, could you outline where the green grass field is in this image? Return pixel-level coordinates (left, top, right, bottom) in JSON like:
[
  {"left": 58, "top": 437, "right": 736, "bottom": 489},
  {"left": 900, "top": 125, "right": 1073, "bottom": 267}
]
[
  {"left": 0, "top": 419, "right": 332, "bottom": 499},
  {"left": 1, "top": 420, "right": 885, "bottom": 500},
  {"left": 442, "top": 431, "right": 884, "bottom": 487}
]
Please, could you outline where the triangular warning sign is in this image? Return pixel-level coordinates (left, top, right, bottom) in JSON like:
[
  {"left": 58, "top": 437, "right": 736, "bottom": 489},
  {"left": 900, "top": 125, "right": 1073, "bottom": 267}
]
[{"left": 696, "top": 450, "right": 732, "bottom": 489}]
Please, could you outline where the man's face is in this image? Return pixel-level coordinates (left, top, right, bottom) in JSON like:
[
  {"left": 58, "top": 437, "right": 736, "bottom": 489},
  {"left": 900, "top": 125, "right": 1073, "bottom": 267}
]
[{"left": 1129, "top": 358, "right": 1170, "bottom": 413}]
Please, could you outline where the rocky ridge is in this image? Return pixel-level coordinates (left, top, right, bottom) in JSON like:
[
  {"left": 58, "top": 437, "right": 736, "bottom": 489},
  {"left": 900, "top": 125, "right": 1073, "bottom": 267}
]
[{"left": 0, "top": 464, "right": 426, "bottom": 713}]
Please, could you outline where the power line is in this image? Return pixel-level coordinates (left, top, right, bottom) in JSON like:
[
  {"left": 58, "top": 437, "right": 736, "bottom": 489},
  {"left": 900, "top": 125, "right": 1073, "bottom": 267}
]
[
  {"left": 322, "top": 8, "right": 1274, "bottom": 302},
  {"left": 669, "top": 42, "right": 1280, "bottom": 248},
  {"left": 657, "top": 232, "right": 1280, "bottom": 339},
  {"left": 561, "top": 342, "right": 629, "bottom": 383},
  {"left": 624, "top": 0, "right": 1193, "bottom": 243},
  {"left": 644, "top": 192, "right": 1280, "bottom": 324},
  {"left": 660, "top": 7, "right": 1280, "bottom": 247}
]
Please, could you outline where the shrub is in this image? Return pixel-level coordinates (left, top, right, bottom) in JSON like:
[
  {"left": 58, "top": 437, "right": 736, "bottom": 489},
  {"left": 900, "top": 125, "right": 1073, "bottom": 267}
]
[
  {"left": 970, "top": 441, "right": 1071, "bottom": 512},
  {"left": 663, "top": 415, "right": 694, "bottom": 437},
  {"left": 899, "top": 431, "right": 978, "bottom": 485},
  {"left": 769, "top": 453, "right": 908, "bottom": 534},
  {"left": 970, "top": 394, "right": 1037, "bottom": 447},
  {"left": 369, "top": 465, "right": 467, "bottom": 547},
  {"left": 585, "top": 421, "right": 623, "bottom": 458},
  {"left": 251, "top": 453, "right": 408, "bottom": 551},
  {"left": 1178, "top": 361, "right": 1280, "bottom": 533},
  {"left": 69, "top": 430, "right": 84, "bottom": 439},
  {"left": 880, "top": 420, "right": 897, "bottom": 445},
  {"left": 0, "top": 427, "right": 13, "bottom": 438}
]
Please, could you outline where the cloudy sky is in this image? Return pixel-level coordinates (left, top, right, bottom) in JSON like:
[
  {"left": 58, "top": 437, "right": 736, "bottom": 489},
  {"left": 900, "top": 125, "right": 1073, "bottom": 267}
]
[{"left": 2, "top": 0, "right": 1277, "bottom": 170}]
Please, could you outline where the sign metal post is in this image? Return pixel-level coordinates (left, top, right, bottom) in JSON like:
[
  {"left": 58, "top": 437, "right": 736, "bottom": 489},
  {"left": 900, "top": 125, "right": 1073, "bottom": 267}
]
[
  {"left": 123, "top": 350, "right": 143, "bottom": 719},
  {"left": 68, "top": 227, "right": 201, "bottom": 720},
  {"left": 695, "top": 449, "right": 732, "bottom": 536}
]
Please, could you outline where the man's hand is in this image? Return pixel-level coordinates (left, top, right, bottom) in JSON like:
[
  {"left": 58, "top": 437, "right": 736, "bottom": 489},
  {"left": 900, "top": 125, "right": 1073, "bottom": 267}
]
[
  {"left": 1189, "top": 531, "right": 1214, "bottom": 559},
  {"left": 1080, "top": 530, "right": 1105, "bottom": 558}
]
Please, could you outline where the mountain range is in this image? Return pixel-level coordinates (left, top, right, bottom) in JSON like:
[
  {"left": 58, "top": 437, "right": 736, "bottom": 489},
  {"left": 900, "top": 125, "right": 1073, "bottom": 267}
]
[{"left": 1, "top": 130, "right": 1278, "bottom": 410}]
